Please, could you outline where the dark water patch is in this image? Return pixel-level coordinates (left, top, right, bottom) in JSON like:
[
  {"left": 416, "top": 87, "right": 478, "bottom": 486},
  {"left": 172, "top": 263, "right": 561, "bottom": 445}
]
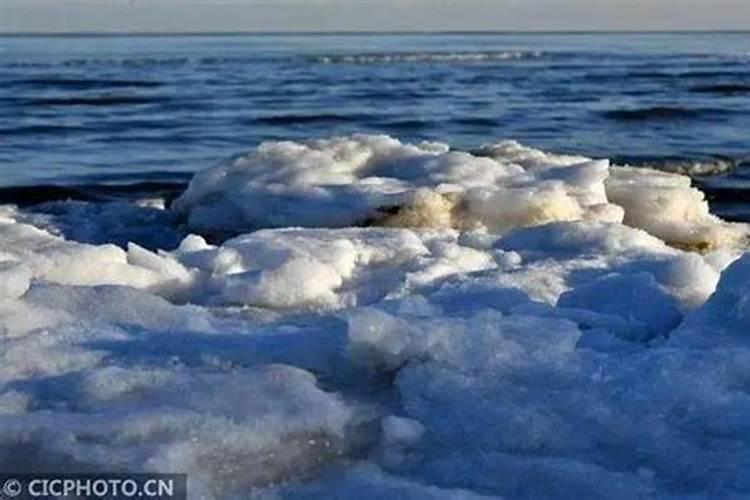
[
  {"left": 0, "top": 124, "right": 93, "bottom": 136},
  {"left": 371, "top": 119, "right": 435, "bottom": 131},
  {"left": 625, "top": 71, "right": 680, "bottom": 80},
  {"left": 2, "top": 62, "right": 53, "bottom": 68},
  {"left": 693, "top": 183, "right": 750, "bottom": 205},
  {"left": 1, "top": 120, "right": 182, "bottom": 137},
  {"left": 583, "top": 71, "right": 672, "bottom": 82},
  {"left": 357, "top": 76, "right": 423, "bottom": 85},
  {"left": 239, "top": 88, "right": 318, "bottom": 99},
  {"left": 71, "top": 170, "right": 194, "bottom": 184},
  {"left": 103, "top": 119, "right": 183, "bottom": 132},
  {"left": 452, "top": 117, "right": 499, "bottom": 127},
  {"left": 707, "top": 201, "right": 750, "bottom": 223},
  {"left": 455, "top": 74, "right": 507, "bottom": 85},
  {"left": 619, "top": 89, "right": 667, "bottom": 97},
  {"left": 199, "top": 56, "right": 255, "bottom": 65},
  {"left": 91, "top": 133, "right": 200, "bottom": 144},
  {"left": 23, "top": 96, "right": 166, "bottom": 107},
  {"left": 254, "top": 113, "right": 371, "bottom": 126},
  {"left": 601, "top": 106, "right": 729, "bottom": 122},
  {"left": 0, "top": 185, "right": 94, "bottom": 205},
  {"left": 10, "top": 77, "right": 163, "bottom": 90},
  {"left": 680, "top": 70, "right": 750, "bottom": 80},
  {"left": 0, "top": 181, "right": 188, "bottom": 206},
  {"left": 618, "top": 70, "right": 750, "bottom": 82},
  {"left": 689, "top": 84, "right": 750, "bottom": 95},
  {"left": 348, "top": 90, "right": 428, "bottom": 101}
]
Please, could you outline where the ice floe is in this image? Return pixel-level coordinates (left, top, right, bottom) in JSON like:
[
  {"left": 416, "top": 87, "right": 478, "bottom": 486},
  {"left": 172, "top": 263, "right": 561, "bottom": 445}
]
[{"left": 174, "top": 135, "right": 748, "bottom": 252}]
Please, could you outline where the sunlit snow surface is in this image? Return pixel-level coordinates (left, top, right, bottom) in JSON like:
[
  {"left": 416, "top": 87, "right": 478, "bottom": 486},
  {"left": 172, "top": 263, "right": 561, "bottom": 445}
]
[{"left": 3, "top": 135, "right": 750, "bottom": 499}]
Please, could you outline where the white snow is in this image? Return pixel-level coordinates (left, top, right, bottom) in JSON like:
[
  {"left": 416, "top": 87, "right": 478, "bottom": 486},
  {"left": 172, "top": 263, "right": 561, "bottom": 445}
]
[
  {"left": 2, "top": 135, "right": 750, "bottom": 499},
  {"left": 172, "top": 135, "right": 622, "bottom": 235},
  {"left": 174, "top": 135, "right": 747, "bottom": 254}
]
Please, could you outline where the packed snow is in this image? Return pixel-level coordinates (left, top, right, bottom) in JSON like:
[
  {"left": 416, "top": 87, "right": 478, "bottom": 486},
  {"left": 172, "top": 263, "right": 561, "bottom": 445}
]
[{"left": 3, "top": 135, "right": 750, "bottom": 499}]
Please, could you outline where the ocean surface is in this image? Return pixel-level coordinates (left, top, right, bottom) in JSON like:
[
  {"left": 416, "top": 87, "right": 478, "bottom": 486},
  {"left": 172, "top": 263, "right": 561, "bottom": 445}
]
[{"left": 1, "top": 33, "right": 749, "bottom": 213}]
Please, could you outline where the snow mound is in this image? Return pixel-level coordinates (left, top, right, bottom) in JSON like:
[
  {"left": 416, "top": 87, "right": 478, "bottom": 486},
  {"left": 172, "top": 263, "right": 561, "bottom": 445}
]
[
  {"left": 169, "top": 228, "right": 495, "bottom": 309},
  {"left": 0, "top": 206, "right": 180, "bottom": 290},
  {"left": 173, "top": 135, "right": 621, "bottom": 236},
  {"left": 346, "top": 305, "right": 750, "bottom": 499},
  {"left": 174, "top": 135, "right": 748, "bottom": 252},
  {"left": 673, "top": 253, "right": 750, "bottom": 347}
]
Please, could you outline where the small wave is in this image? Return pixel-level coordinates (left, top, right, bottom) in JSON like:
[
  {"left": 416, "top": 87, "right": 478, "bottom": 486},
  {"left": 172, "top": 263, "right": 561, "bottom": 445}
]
[
  {"left": 0, "top": 124, "right": 92, "bottom": 136},
  {"left": 310, "top": 51, "right": 544, "bottom": 64},
  {"left": 198, "top": 56, "right": 278, "bottom": 65},
  {"left": 614, "top": 156, "right": 739, "bottom": 177},
  {"left": 62, "top": 57, "right": 190, "bottom": 67},
  {"left": 621, "top": 70, "right": 750, "bottom": 81},
  {"left": 2, "top": 56, "right": 280, "bottom": 69},
  {"left": 601, "top": 106, "right": 728, "bottom": 122},
  {"left": 24, "top": 96, "right": 165, "bottom": 107},
  {"left": 10, "top": 78, "right": 163, "bottom": 90},
  {"left": 2, "top": 57, "right": 189, "bottom": 68},
  {"left": 622, "top": 71, "right": 677, "bottom": 80},
  {"left": 664, "top": 160, "right": 735, "bottom": 176},
  {"left": 347, "top": 89, "right": 428, "bottom": 101},
  {"left": 689, "top": 84, "right": 750, "bottom": 95}
]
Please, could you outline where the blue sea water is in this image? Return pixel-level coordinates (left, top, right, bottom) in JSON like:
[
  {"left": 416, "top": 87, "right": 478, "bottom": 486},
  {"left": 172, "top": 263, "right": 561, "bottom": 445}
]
[{"left": 1, "top": 33, "right": 749, "bottom": 199}]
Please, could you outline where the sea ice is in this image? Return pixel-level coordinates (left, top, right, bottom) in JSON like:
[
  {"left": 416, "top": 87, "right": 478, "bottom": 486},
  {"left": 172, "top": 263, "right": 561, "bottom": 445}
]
[
  {"left": 174, "top": 135, "right": 748, "bottom": 255},
  {"left": 2, "top": 135, "right": 750, "bottom": 498},
  {"left": 172, "top": 135, "right": 622, "bottom": 235}
]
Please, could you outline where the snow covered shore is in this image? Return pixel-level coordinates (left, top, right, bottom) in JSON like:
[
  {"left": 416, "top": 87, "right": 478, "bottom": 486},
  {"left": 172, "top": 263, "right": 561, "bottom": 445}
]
[{"left": 2, "top": 135, "right": 750, "bottom": 499}]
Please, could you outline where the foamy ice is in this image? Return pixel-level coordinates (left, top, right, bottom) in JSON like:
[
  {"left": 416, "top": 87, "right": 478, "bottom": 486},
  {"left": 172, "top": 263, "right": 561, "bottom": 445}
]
[{"left": 2, "top": 135, "right": 750, "bottom": 499}]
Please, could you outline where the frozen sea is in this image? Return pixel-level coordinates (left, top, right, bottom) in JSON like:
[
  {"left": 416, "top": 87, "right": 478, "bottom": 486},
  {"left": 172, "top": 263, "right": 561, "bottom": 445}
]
[{"left": 2, "top": 33, "right": 750, "bottom": 499}]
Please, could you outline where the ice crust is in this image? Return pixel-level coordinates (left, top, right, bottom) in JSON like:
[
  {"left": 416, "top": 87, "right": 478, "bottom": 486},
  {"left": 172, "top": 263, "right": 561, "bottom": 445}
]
[
  {"left": 3, "top": 135, "right": 750, "bottom": 498},
  {"left": 174, "top": 135, "right": 747, "bottom": 250}
]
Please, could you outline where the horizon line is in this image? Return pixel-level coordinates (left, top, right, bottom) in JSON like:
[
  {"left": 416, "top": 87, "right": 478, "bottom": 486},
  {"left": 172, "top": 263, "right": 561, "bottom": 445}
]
[{"left": 2, "top": 29, "right": 750, "bottom": 37}]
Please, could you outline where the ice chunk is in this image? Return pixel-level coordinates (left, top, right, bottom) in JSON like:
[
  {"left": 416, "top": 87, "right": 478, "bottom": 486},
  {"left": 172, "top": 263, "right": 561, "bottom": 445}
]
[
  {"left": 0, "top": 207, "right": 194, "bottom": 296},
  {"left": 607, "top": 166, "right": 748, "bottom": 251},
  {"left": 557, "top": 271, "right": 682, "bottom": 339},
  {"left": 0, "top": 363, "right": 355, "bottom": 497},
  {"left": 346, "top": 305, "right": 750, "bottom": 498},
  {"left": 495, "top": 221, "right": 724, "bottom": 311},
  {"left": 24, "top": 283, "right": 214, "bottom": 334},
  {"left": 173, "top": 135, "right": 622, "bottom": 235},
  {"left": 381, "top": 415, "right": 425, "bottom": 448},
  {"left": 171, "top": 228, "right": 501, "bottom": 309},
  {"left": 0, "top": 261, "right": 31, "bottom": 299},
  {"left": 175, "top": 136, "right": 747, "bottom": 255},
  {"left": 348, "top": 308, "right": 581, "bottom": 373},
  {"left": 673, "top": 253, "right": 750, "bottom": 347}
]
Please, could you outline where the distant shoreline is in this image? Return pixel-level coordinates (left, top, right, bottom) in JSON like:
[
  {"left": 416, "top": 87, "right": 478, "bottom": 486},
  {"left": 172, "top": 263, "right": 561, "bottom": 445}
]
[{"left": 1, "top": 30, "right": 750, "bottom": 37}]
